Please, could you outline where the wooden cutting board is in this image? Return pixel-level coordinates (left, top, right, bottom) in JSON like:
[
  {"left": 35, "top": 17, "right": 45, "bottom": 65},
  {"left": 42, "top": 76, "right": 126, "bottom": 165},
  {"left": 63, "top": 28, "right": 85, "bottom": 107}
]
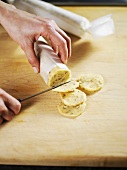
[{"left": 0, "top": 6, "right": 127, "bottom": 167}]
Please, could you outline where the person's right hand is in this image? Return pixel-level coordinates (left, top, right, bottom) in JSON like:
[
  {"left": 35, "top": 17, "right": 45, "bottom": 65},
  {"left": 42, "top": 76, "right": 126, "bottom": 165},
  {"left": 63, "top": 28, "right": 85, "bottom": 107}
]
[{"left": 0, "top": 89, "right": 21, "bottom": 125}]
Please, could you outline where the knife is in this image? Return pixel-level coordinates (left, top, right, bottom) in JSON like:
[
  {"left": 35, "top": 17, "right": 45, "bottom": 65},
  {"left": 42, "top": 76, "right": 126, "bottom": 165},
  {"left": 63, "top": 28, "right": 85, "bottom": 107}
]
[{"left": 18, "top": 81, "right": 71, "bottom": 102}]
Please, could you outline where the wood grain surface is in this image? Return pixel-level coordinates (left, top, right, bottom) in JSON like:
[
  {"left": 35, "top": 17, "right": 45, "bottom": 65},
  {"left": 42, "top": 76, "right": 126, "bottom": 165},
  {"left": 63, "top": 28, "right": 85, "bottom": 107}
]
[{"left": 0, "top": 6, "right": 127, "bottom": 167}]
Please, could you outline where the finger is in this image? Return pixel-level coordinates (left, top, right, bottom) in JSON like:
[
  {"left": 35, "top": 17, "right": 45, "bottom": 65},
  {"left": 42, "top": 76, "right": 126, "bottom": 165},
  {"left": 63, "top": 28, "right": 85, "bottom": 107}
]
[
  {"left": 58, "top": 44, "right": 68, "bottom": 64},
  {"left": 1, "top": 90, "right": 21, "bottom": 115},
  {"left": 54, "top": 45, "right": 59, "bottom": 55},
  {"left": 2, "top": 109, "right": 15, "bottom": 121},
  {"left": 22, "top": 41, "right": 40, "bottom": 73},
  {"left": 0, "top": 99, "right": 14, "bottom": 121},
  {"left": 43, "top": 30, "right": 68, "bottom": 64},
  {"left": 51, "top": 43, "right": 59, "bottom": 55},
  {"left": 55, "top": 27, "right": 71, "bottom": 58},
  {"left": 44, "top": 38, "right": 59, "bottom": 55}
]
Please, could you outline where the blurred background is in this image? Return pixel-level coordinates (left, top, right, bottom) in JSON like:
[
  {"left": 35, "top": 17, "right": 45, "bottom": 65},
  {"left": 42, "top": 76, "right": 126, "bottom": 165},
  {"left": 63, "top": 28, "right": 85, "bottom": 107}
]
[
  {"left": 4, "top": 0, "right": 127, "bottom": 5},
  {"left": 43, "top": 0, "right": 127, "bottom": 5}
]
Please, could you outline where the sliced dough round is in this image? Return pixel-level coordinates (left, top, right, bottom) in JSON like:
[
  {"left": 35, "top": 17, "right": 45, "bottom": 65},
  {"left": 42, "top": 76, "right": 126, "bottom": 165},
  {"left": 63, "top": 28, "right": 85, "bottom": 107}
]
[
  {"left": 53, "top": 80, "right": 79, "bottom": 92},
  {"left": 48, "top": 66, "right": 71, "bottom": 87},
  {"left": 78, "top": 73, "right": 104, "bottom": 94},
  {"left": 60, "top": 89, "right": 86, "bottom": 106},
  {"left": 58, "top": 102, "right": 86, "bottom": 118}
]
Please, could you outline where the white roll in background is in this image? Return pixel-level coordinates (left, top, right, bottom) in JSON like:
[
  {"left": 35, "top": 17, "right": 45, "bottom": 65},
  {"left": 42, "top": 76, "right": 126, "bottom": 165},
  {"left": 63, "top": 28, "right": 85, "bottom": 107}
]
[{"left": 11, "top": 0, "right": 114, "bottom": 38}]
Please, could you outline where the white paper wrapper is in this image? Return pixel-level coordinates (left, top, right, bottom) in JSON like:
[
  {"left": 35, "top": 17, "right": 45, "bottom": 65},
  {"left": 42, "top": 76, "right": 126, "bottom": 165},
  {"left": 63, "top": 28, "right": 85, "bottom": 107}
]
[
  {"left": 87, "top": 14, "right": 115, "bottom": 38},
  {"left": 13, "top": 0, "right": 114, "bottom": 38},
  {"left": 34, "top": 39, "right": 70, "bottom": 84}
]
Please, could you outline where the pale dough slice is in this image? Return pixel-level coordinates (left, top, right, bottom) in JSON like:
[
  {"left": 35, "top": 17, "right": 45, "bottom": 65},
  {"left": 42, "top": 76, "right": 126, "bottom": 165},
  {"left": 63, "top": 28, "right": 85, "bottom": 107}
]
[
  {"left": 78, "top": 73, "right": 104, "bottom": 94},
  {"left": 60, "top": 89, "right": 86, "bottom": 106},
  {"left": 58, "top": 102, "right": 86, "bottom": 118},
  {"left": 53, "top": 80, "right": 79, "bottom": 92},
  {"left": 48, "top": 66, "right": 71, "bottom": 87}
]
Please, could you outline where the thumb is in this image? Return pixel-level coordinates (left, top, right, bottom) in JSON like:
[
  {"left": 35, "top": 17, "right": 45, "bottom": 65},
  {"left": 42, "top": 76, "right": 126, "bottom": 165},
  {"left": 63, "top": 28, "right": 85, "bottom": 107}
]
[{"left": 23, "top": 42, "right": 40, "bottom": 73}]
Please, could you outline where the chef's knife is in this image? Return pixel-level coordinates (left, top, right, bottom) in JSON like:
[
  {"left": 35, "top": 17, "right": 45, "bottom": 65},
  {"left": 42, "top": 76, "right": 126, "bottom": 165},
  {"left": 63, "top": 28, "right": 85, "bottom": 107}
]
[{"left": 18, "top": 81, "right": 70, "bottom": 102}]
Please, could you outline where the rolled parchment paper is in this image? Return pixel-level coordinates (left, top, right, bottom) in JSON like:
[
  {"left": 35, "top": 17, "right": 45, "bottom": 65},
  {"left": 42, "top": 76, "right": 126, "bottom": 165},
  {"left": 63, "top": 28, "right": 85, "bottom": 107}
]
[
  {"left": 34, "top": 38, "right": 71, "bottom": 86},
  {"left": 13, "top": 0, "right": 114, "bottom": 38}
]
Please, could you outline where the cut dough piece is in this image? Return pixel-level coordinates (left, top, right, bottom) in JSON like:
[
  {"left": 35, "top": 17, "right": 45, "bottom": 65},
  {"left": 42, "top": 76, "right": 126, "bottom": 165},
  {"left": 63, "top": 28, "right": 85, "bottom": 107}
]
[
  {"left": 58, "top": 102, "right": 86, "bottom": 118},
  {"left": 48, "top": 66, "right": 71, "bottom": 87},
  {"left": 78, "top": 73, "right": 104, "bottom": 94},
  {"left": 60, "top": 89, "right": 86, "bottom": 106},
  {"left": 53, "top": 80, "right": 79, "bottom": 92}
]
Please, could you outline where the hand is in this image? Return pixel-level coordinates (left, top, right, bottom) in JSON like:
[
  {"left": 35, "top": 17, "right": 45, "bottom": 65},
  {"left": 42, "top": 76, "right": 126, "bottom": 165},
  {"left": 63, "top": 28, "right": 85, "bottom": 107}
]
[
  {"left": 0, "top": 2, "right": 71, "bottom": 73},
  {"left": 0, "top": 88, "right": 21, "bottom": 124}
]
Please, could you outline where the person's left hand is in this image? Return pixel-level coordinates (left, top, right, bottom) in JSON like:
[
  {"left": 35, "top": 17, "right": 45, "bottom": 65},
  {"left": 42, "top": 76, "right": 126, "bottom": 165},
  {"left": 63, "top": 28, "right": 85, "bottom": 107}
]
[{"left": 0, "top": 3, "right": 71, "bottom": 73}]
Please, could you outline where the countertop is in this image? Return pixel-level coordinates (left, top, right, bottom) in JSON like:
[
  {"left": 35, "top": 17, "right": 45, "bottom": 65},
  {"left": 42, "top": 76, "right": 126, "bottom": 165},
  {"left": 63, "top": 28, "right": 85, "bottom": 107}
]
[{"left": 0, "top": 6, "right": 127, "bottom": 167}]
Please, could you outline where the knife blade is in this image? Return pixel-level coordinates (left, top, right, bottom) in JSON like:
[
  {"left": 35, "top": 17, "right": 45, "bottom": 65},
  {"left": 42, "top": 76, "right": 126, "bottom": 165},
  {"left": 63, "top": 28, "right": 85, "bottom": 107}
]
[{"left": 18, "top": 81, "right": 71, "bottom": 102}]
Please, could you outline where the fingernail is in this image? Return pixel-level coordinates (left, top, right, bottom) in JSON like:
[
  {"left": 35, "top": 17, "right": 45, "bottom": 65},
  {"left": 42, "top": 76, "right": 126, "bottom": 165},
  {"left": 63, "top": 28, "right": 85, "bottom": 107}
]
[{"left": 33, "top": 67, "right": 38, "bottom": 74}]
